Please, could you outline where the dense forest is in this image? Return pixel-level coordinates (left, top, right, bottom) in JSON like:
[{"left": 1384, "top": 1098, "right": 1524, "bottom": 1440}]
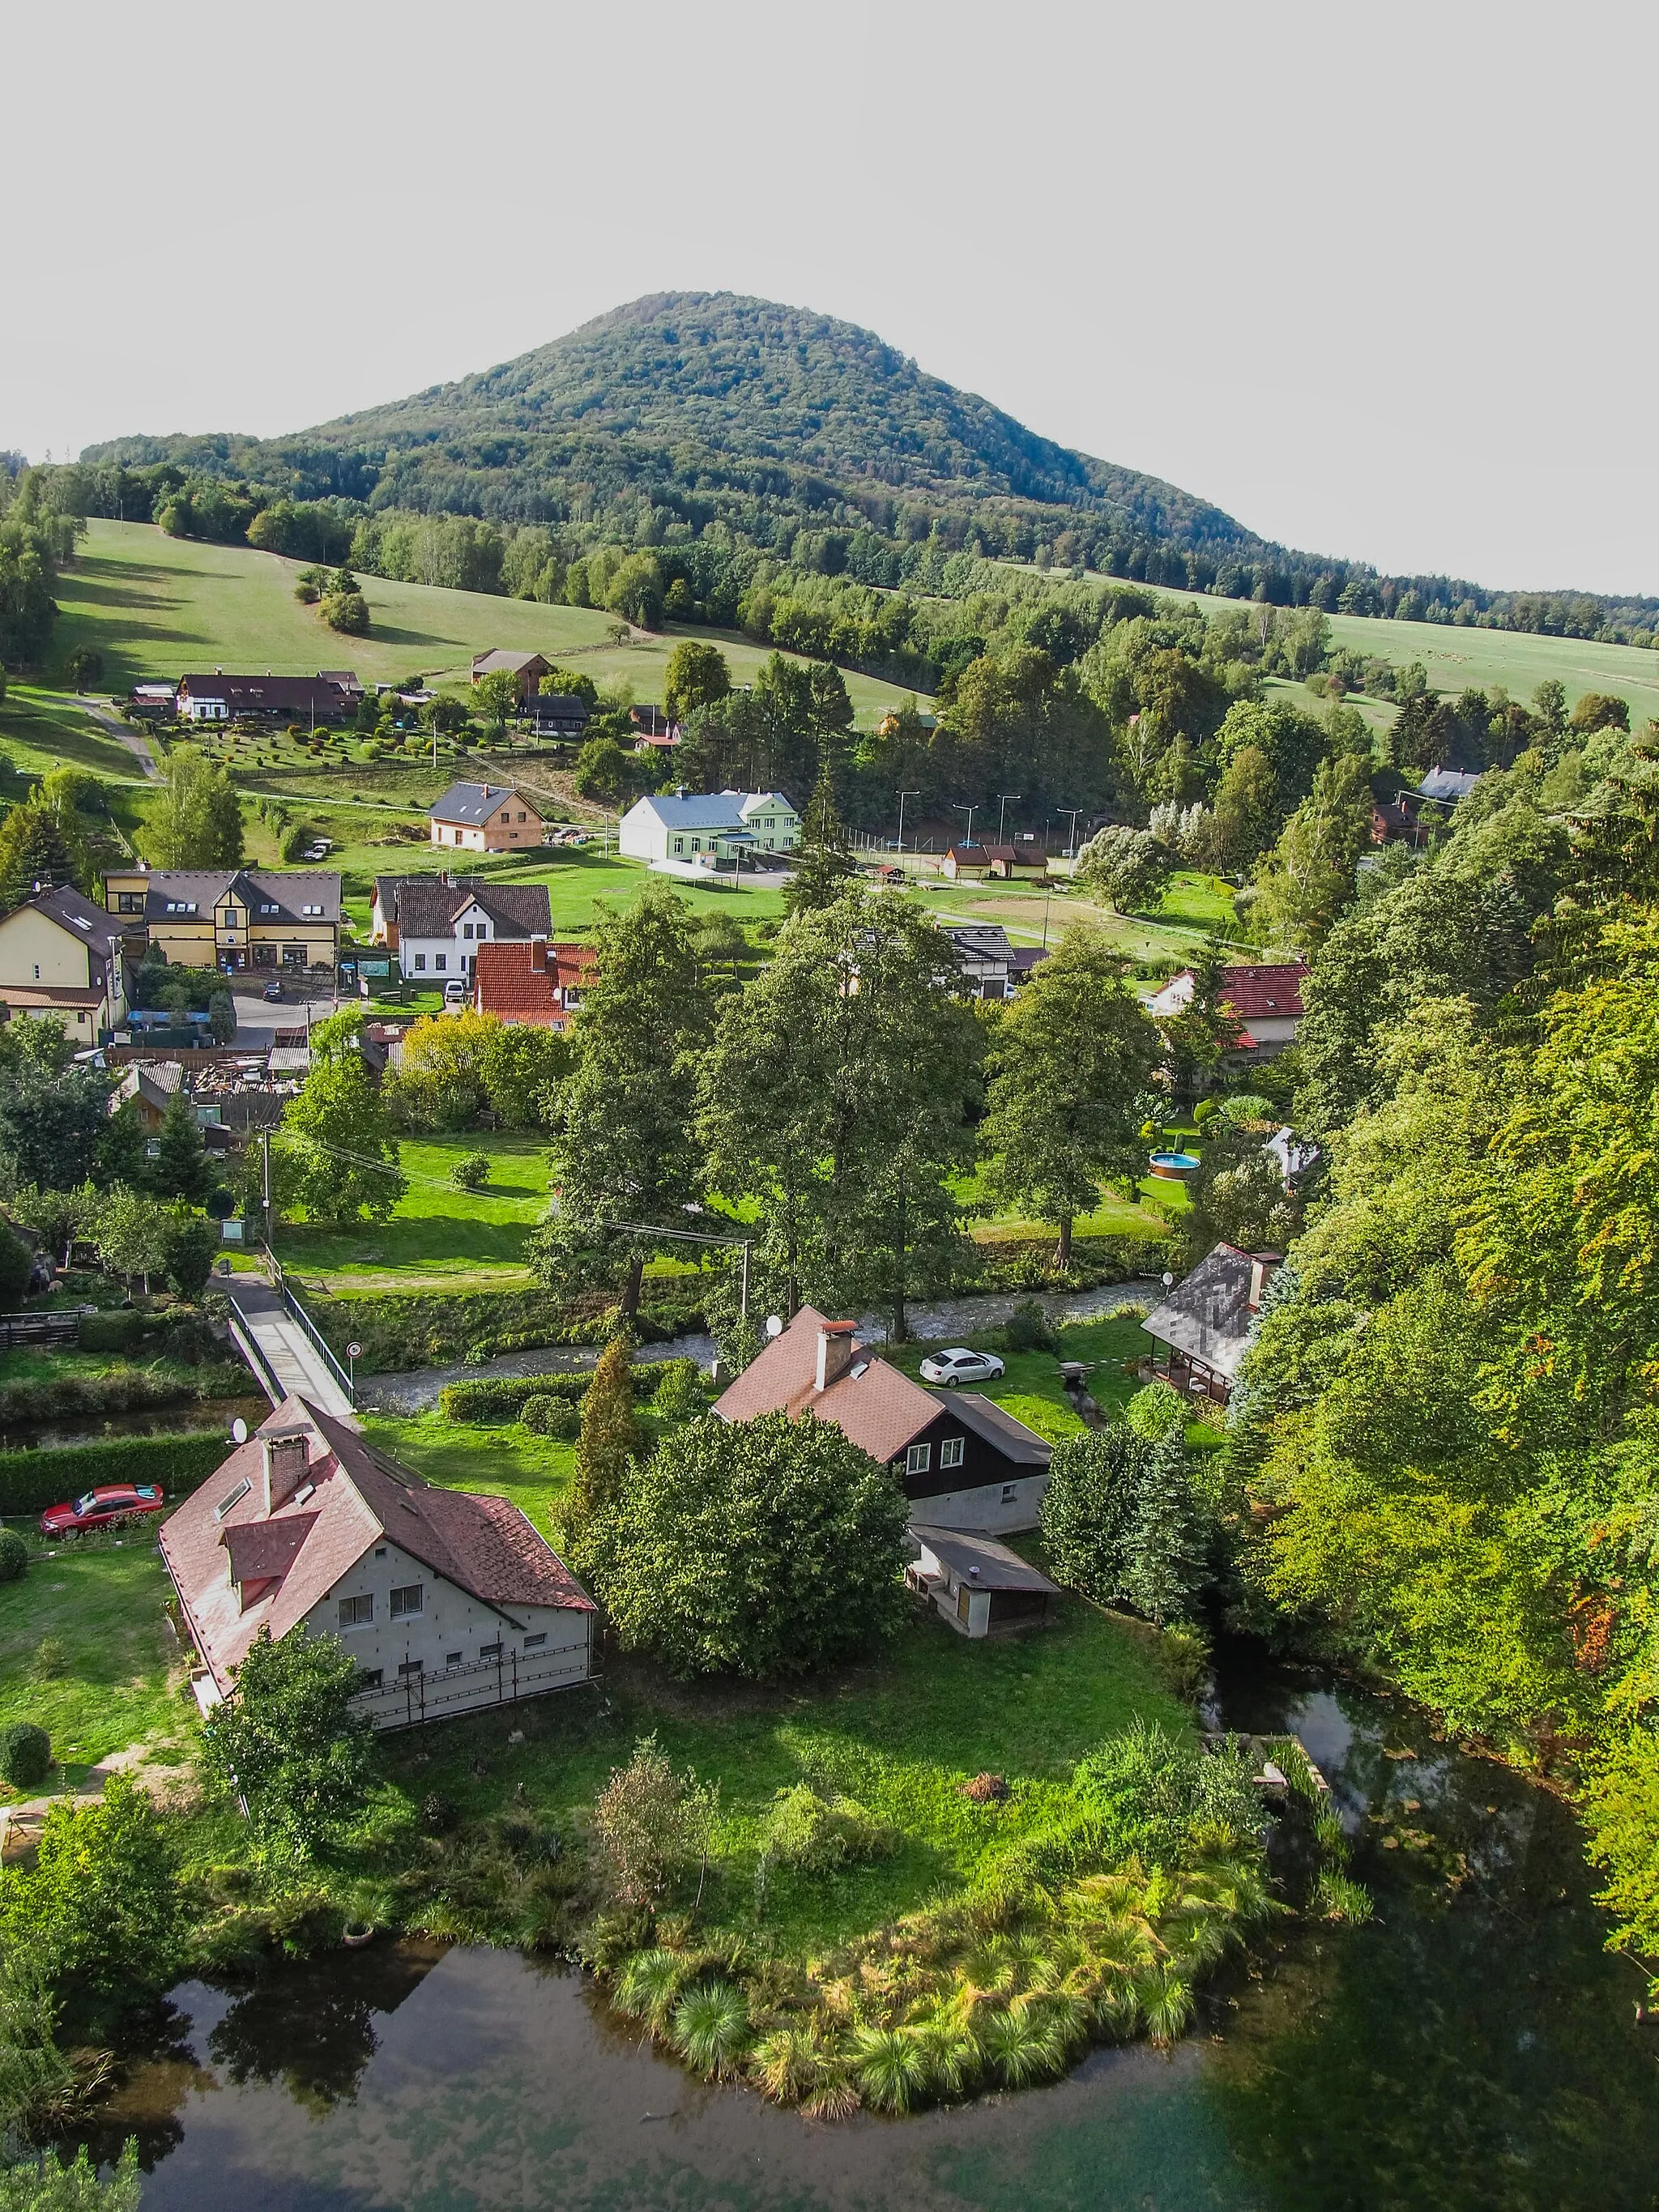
[{"left": 67, "top": 293, "right": 1658, "bottom": 648}]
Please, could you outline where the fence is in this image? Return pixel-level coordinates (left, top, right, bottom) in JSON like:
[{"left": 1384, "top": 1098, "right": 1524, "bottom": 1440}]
[
  {"left": 351, "top": 1634, "right": 593, "bottom": 1732},
  {"left": 261, "top": 1250, "right": 357, "bottom": 1404},
  {"left": 0, "top": 1312, "right": 83, "bottom": 1351}
]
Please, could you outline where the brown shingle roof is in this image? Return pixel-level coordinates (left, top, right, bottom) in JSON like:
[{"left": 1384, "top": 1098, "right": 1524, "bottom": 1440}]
[{"left": 713, "top": 1307, "right": 939, "bottom": 1464}]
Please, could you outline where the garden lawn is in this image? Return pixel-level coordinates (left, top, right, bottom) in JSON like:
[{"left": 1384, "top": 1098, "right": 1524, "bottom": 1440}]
[
  {"left": 274, "top": 1132, "right": 548, "bottom": 1293},
  {"left": 361, "top": 1413, "right": 575, "bottom": 1541},
  {"left": 0, "top": 1541, "right": 186, "bottom": 1794},
  {"left": 374, "top": 1583, "right": 1191, "bottom": 1958},
  {"left": 881, "top": 1311, "right": 1150, "bottom": 1440}
]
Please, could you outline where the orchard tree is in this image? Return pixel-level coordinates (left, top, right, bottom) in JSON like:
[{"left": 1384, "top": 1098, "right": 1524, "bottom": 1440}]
[
  {"left": 533, "top": 884, "right": 709, "bottom": 1319},
  {"left": 589, "top": 1409, "right": 909, "bottom": 1678},
  {"left": 980, "top": 925, "right": 1160, "bottom": 1266}
]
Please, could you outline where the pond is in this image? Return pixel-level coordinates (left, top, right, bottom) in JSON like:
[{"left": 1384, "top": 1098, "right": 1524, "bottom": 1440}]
[{"left": 66, "top": 1643, "right": 1659, "bottom": 2210}]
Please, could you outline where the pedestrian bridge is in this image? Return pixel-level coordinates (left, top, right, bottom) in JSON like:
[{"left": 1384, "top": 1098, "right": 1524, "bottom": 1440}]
[{"left": 224, "top": 1276, "right": 356, "bottom": 1420}]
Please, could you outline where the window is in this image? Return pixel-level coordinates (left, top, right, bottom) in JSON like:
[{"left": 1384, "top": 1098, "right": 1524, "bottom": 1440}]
[
  {"left": 435, "top": 954, "right": 447, "bottom": 972},
  {"left": 338, "top": 1594, "right": 373, "bottom": 1629},
  {"left": 259, "top": 902, "right": 279, "bottom": 915},
  {"left": 117, "top": 892, "right": 143, "bottom": 914},
  {"left": 301, "top": 904, "right": 323, "bottom": 918},
  {"left": 445, "top": 1650, "right": 463, "bottom": 1668},
  {"left": 413, "top": 953, "right": 426, "bottom": 971},
  {"left": 390, "top": 1583, "right": 424, "bottom": 1619},
  {"left": 356, "top": 1669, "right": 383, "bottom": 1691},
  {"left": 523, "top": 1631, "right": 547, "bottom": 1649},
  {"left": 1000, "top": 1483, "right": 1017, "bottom": 1505},
  {"left": 397, "top": 1659, "right": 423, "bottom": 1679},
  {"left": 480, "top": 1640, "right": 502, "bottom": 1660},
  {"left": 517, "top": 812, "right": 526, "bottom": 822},
  {"left": 940, "top": 1436, "right": 965, "bottom": 1470},
  {"left": 673, "top": 837, "right": 684, "bottom": 855},
  {"left": 214, "top": 1477, "right": 251, "bottom": 1521},
  {"left": 905, "top": 1442, "right": 932, "bottom": 1477},
  {"left": 461, "top": 923, "right": 473, "bottom": 940},
  {"left": 374, "top": 1545, "right": 386, "bottom": 1558}
]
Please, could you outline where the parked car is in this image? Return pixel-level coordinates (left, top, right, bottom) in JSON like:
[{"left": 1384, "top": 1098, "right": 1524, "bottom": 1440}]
[
  {"left": 919, "top": 1347, "right": 1006, "bottom": 1387},
  {"left": 262, "top": 979, "right": 284, "bottom": 1002},
  {"left": 41, "top": 1484, "right": 166, "bottom": 1539},
  {"left": 443, "top": 978, "right": 468, "bottom": 1004}
]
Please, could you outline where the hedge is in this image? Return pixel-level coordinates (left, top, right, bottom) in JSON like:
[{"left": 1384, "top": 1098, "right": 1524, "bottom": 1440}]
[
  {"left": 437, "top": 1363, "right": 673, "bottom": 1426},
  {"left": 307, "top": 1285, "right": 708, "bottom": 1375},
  {"left": 0, "top": 1362, "right": 250, "bottom": 1429},
  {"left": 0, "top": 1430, "right": 230, "bottom": 1519}
]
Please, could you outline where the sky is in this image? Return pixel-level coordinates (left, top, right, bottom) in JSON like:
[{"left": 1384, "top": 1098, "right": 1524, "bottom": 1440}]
[{"left": 8, "top": 0, "right": 1655, "bottom": 596}]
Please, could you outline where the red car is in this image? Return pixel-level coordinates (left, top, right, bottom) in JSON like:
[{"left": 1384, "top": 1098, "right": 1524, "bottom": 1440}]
[{"left": 40, "top": 1484, "right": 166, "bottom": 1539}]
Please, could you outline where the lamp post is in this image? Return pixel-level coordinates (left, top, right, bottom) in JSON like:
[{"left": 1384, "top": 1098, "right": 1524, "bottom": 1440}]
[
  {"left": 996, "top": 793, "right": 1021, "bottom": 845},
  {"left": 896, "top": 790, "right": 920, "bottom": 855},
  {"left": 952, "top": 802, "right": 979, "bottom": 850}
]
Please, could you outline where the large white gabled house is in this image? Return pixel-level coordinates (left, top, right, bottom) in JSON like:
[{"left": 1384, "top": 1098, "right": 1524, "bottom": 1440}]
[
  {"left": 161, "top": 1397, "right": 595, "bottom": 1732},
  {"left": 618, "top": 790, "right": 800, "bottom": 873}
]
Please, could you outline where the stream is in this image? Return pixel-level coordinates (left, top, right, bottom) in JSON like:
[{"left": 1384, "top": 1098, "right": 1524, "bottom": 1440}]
[{"left": 59, "top": 1640, "right": 1659, "bottom": 2210}]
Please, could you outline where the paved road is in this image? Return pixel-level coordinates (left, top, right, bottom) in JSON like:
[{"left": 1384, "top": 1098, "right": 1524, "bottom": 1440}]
[
  {"left": 225, "top": 1279, "right": 356, "bottom": 1418},
  {"left": 76, "top": 693, "right": 160, "bottom": 780}
]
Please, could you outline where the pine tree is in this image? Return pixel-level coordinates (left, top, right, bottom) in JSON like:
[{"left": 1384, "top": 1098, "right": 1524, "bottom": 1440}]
[
  {"left": 569, "top": 1334, "right": 643, "bottom": 1575},
  {"left": 1120, "top": 1426, "right": 1208, "bottom": 1627},
  {"left": 149, "top": 1087, "right": 208, "bottom": 1203},
  {"left": 783, "top": 763, "right": 856, "bottom": 915}
]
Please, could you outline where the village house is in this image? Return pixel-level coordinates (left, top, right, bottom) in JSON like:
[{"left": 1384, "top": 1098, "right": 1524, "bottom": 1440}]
[
  {"left": 1140, "top": 1243, "right": 1282, "bottom": 1405},
  {"left": 629, "top": 705, "right": 681, "bottom": 754},
  {"left": 471, "top": 939, "right": 597, "bottom": 1029},
  {"left": 370, "top": 875, "right": 552, "bottom": 984},
  {"left": 160, "top": 1397, "right": 595, "bottom": 1732},
  {"left": 909, "top": 1526, "right": 1061, "bottom": 1639},
  {"left": 0, "top": 884, "right": 128, "bottom": 1040},
  {"left": 939, "top": 923, "right": 1015, "bottom": 1000},
  {"left": 528, "top": 693, "right": 591, "bottom": 741},
  {"left": 714, "top": 1307, "right": 1053, "bottom": 1533},
  {"left": 618, "top": 790, "right": 800, "bottom": 872},
  {"left": 428, "top": 781, "right": 547, "bottom": 853},
  {"left": 470, "top": 650, "right": 552, "bottom": 705},
  {"left": 104, "top": 866, "right": 342, "bottom": 976},
  {"left": 173, "top": 671, "right": 362, "bottom": 724},
  {"left": 940, "top": 842, "right": 992, "bottom": 880},
  {"left": 109, "top": 1059, "right": 183, "bottom": 1135},
  {"left": 1148, "top": 961, "right": 1308, "bottom": 1060}
]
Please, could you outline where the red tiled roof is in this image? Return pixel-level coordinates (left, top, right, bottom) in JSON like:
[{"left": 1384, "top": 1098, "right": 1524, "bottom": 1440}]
[
  {"left": 712, "top": 1306, "right": 939, "bottom": 1464},
  {"left": 472, "top": 939, "right": 597, "bottom": 1027},
  {"left": 1218, "top": 964, "right": 1307, "bottom": 1020},
  {"left": 160, "top": 1397, "right": 591, "bottom": 1696}
]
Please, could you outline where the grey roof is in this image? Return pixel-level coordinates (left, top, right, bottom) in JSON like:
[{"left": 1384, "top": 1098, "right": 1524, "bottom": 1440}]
[
  {"left": 429, "top": 781, "right": 537, "bottom": 827},
  {"left": 926, "top": 1390, "right": 1052, "bottom": 1466},
  {"left": 134, "top": 869, "right": 341, "bottom": 927},
  {"left": 942, "top": 924, "right": 1014, "bottom": 965},
  {"left": 1417, "top": 767, "right": 1482, "bottom": 804},
  {"left": 1141, "top": 1243, "right": 1277, "bottom": 1380},
  {"left": 530, "top": 693, "right": 590, "bottom": 727},
  {"left": 911, "top": 1526, "right": 1060, "bottom": 1593},
  {"left": 471, "top": 650, "right": 548, "bottom": 676},
  {"left": 30, "top": 884, "right": 123, "bottom": 961},
  {"left": 628, "top": 791, "right": 793, "bottom": 834},
  {"left": 176, "top": 672, "right": 358, "bottom": 713},
  {"left": 382, "top": 875, "right": 551, "bottom": 941}
]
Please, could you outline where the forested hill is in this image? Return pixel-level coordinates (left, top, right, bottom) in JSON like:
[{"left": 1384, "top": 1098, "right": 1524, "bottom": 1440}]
[{"left": 83, "top": 292, "right": 1282, "bottom": 580}]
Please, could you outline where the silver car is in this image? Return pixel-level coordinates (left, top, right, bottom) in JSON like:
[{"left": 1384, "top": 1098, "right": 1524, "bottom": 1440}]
[{"left": 919, "top": 1347, "right": 1006, "bottom": 1387}]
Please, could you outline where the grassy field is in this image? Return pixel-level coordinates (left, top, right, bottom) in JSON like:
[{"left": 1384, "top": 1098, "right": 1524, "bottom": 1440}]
[
  {"left": 0, "top": 1541, "right": 186, "bottom": 1795},
  {"left": 49, "top": 522, "right": 927, "bottom": 727},
  {"left": 364, "top": 1413, "right": 576, "bottom": 1540},
  {"left": 0, "top": 684, "right": 151, "bottom": 785},
  {"left": 274, "top": 1132, "right": 548, "bottom": 1294},
  {"left": 910, "top": 866, "right": 1243, "bottom": 966}
]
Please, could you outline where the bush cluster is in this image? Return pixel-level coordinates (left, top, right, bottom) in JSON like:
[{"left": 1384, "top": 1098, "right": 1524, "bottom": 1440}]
[
  {"left": 311, "top": 1287, "right": 706, "bottom": 1375},
  {"left": 0, "top": 1431, "right": 228, "bottom": 1518},
  {"left": 437, "top": 1363, "right": 674, "bottom": 1425},
  {"left": 0, "top": 1720, "right": 51, "bottom": 1788}
]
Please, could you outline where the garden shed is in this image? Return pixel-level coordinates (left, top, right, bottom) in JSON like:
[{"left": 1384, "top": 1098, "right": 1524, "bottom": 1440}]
[{"left": 909, "top": 1526, "right": 1060, "bottom": 1639}]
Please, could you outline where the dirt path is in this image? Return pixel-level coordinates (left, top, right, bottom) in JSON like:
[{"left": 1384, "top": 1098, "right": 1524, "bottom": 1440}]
[
  {"left": 78, "top": 693, "right": 160, "bottom": 779},
  {"left": 0, "top": 1738, "right": 184, "bottom": 1856}
]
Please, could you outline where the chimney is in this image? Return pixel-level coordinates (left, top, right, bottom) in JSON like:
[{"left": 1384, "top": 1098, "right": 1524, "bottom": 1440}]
[
  {"left": 815, "top": 1320, "right": 858, "bottom": 1394},
  {"left": 1247, "top": 1255, "right": 1281, "bottom": 1312},
  {"left": 262, "top": 1430, "right": 309, "bottom": 1514}
]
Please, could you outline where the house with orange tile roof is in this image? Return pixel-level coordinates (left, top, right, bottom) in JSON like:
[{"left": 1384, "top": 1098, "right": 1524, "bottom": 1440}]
[
  {"left": 713, "top": 1307, "right": 1052, "bottom": 1533},
  {"left": 471, "top": 938, "right": 597, "bottom": 1028},
  {"left": 160, "top": 1397, "right": 595, "bottom": 1732}
]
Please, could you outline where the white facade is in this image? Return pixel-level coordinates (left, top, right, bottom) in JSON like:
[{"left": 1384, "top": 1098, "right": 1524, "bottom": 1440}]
[
  {"left": 399, "top": 897, "right": 499, "bottom": 982},
  {"left": 301, "top": 1534, "right": 593, "bottom": 1733},
  {"left": 618, "top": 791, "right": 800, "bottom": 868},
  {"left": 180, "top": 694, "right": 228, "bottom": 722}
]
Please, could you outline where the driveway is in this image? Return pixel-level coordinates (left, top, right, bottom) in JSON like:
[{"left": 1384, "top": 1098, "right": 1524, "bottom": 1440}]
[{"left": 78, "top": 694, "right": 160, "bottom": 780}]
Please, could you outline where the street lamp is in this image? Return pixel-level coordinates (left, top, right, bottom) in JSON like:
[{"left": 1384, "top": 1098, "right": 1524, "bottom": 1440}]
[
  {"left": 896, "top": 790, "right": 920, "bottom": 855},
  {"left": 996, "top": 793, "right": 1021, "bottom": 845},
  {"left": 952, "top": 802, "right": 979, "bottom": 849}
]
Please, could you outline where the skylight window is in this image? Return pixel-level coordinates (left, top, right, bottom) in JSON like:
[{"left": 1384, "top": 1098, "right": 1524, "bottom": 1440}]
[{"left": 214, "top": 1477, "right": 251, "bottom": 1520}]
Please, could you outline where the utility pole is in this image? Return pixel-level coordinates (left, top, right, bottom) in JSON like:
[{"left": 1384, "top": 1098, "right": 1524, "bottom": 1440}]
[
  {"left": 262, "top": 1127, "right": 272, "bottom": 1251},
  {"left": 952, "top": 802, "right": 979, "bottom": 850},
  {"left": 996, "top": 793, "right": 1021, "bottom": 845},
  {"left": 896, "top": 790, "right": 920, "bottom": 855}
]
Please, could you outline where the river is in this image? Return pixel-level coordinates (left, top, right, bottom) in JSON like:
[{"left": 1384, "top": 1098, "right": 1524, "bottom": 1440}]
[{"left": 66, "top": 1643, "right": 1659, "bottom": 2210}]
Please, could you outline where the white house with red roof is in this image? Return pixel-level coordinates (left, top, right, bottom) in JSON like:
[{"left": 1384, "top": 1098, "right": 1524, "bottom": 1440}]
[
  {"left": 713, "top": 1308, "right": 1052, "bottom": 1533},
  {"left": 160, "top": 1398, "right": 594, "bottom": 1731},
  {"left": 1149, "top": 961, "right": 1308, "bottom": 1059}
]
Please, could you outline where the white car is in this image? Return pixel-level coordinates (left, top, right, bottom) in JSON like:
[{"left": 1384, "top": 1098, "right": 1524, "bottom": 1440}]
[
  {"left": 919, "top": 1347, "right": 1006, "bottom": 1387},
  {"left": 442, "top": 978, "right": 468, "bottom": 1004}
]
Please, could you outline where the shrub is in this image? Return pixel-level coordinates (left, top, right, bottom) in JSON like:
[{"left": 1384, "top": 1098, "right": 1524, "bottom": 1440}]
[
  {"left": 519, "top": 1393, "right": 578, "bottom": 1440},
  {"left": 0, "top": 1528, "right": 28, "bottom": 1582},
  {"left": 1124, "top": 1379, "right": 1188, "bottom": 1443},
  {"left": 200, "top": 1626, "right": 373, "bottom": 1858},
  {"left": 591, "top": 1736, "right": 716, "bottom": 1910},
  {"left": 1004, "top": 1300, "right": 1053, "bottom": 1354},
  {"left": 0, "top": 1720, "right": 50, "bottom": 1788},
  {"left": 761, "top": 1784, "right": 895, "bottom": 1875},
  {"left": 450, "top": 1152, "right": 491, "bottom": 1191},
  {"left": 589, "top": 1409, "right": 910, "bottom": 1679},
  {"left": 648, "top": 1357, "right": 705, "bottom": 1424}
]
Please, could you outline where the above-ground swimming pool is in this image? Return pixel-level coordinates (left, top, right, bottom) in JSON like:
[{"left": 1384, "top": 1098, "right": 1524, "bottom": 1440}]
[{"left": 1149, "top": 1149, "right": 1200, "bottom": 1179}]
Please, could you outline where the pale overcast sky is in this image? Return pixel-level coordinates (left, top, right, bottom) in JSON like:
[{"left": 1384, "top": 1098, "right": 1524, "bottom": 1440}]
[{"left": 9, "top": 0, "right": 1653, "bottom": 595}]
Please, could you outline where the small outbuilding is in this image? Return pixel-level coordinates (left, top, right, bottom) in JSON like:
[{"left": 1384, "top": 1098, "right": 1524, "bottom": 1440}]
[
  {"left": 909, "top": 1526, "right": 1060, "bottom": 1639},
  {"left": 1140, "top": 1242, "right": 1282, "bottom": 1404}
]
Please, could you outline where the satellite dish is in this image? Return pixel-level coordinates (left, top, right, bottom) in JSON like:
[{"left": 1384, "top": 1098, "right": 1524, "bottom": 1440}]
[
  {"left": 766, "top": 1315, "right": 784, "bottom": 1339},
  {"left": 1161, "top": 1272, "right": 1175, "bottom": 1289},
  {"left": 231, "top": 1417, "right": 249, "bottom": 1444}
]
